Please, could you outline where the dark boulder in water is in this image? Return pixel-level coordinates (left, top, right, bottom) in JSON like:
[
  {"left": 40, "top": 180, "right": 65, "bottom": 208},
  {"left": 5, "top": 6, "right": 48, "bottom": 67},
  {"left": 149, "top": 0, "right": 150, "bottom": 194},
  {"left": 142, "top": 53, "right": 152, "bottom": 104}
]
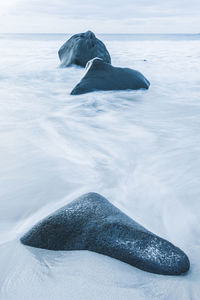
[
  {"left": 58, "top": 31, "right": 111, "bottom": 67},
  {"left": 71, "top": 58, "right": 150, "bottom": 95},
  {"left": 20, "top": 192, "right": 189, "bottom": 275}
]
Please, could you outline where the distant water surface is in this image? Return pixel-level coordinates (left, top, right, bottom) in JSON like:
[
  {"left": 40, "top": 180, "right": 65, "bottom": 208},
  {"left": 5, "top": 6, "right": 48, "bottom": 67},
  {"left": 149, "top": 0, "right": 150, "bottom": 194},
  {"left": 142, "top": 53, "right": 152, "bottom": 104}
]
[{"left": 1, "top": 32, "right": 200, "bottom": 41}]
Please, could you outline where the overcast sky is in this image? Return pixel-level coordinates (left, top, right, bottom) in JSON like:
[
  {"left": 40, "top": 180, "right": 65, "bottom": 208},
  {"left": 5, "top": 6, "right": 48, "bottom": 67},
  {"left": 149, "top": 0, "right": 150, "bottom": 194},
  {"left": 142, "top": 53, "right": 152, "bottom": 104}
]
[{"left": 0, "top": 0, "right": 200, "bottom": 33}]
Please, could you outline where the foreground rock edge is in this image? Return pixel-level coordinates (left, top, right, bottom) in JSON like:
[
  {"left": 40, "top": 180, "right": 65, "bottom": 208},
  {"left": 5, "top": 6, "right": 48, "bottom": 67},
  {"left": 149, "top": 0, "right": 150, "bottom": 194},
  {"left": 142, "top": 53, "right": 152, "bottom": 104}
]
[
  {"left": 71, "top": 57, "right": 150, "bottom": 95},
  {"left": 20, "top": 192, "right": 190, "bottom": 275}
]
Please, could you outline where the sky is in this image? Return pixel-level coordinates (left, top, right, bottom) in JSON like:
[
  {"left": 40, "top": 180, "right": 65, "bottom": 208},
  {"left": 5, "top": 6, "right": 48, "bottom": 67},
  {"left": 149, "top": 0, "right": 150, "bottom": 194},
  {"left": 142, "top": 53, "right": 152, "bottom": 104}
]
[{"left": 0, "top": 0, "right": 200, "bottom": 33}]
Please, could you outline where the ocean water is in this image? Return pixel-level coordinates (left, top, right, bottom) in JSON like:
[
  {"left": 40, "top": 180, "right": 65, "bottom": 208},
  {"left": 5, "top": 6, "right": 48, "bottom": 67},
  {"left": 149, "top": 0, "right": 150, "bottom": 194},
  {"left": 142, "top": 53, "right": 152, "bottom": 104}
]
[{"left": 0, "top": 33, "right": 200, "bottom": 299}]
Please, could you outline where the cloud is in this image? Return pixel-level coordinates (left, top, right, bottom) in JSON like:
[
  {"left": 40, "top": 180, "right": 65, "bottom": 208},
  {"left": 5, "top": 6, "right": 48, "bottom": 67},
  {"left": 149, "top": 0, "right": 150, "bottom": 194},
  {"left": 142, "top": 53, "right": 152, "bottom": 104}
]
[
  {"left": 0, "top": 0, "right": 200, "bottom": 33},
  {"left": 11, "top": 0, "right": 200, "bottom": 18}
]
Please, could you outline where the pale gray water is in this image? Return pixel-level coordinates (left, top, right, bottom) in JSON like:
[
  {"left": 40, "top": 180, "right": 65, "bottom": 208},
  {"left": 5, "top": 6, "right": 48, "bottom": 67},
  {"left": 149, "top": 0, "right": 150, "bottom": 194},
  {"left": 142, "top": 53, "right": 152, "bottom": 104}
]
[{"left": 0, "top": 34, "right": 200, "bottom": 299}]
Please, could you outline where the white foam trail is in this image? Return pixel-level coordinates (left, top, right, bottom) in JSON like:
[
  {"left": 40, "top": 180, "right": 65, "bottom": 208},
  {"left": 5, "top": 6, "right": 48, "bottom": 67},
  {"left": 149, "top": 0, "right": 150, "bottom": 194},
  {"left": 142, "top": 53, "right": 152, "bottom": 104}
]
[{"left": 0, "top": 34, "right": 200, "bottom": 299}]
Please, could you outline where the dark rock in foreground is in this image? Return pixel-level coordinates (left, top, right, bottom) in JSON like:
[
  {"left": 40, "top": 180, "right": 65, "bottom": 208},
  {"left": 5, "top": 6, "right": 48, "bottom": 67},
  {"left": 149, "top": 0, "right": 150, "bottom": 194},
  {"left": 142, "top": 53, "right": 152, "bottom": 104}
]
[
  {"left": 71, "top": 58, "right": 150, "bottom": 95},
  {"left": 20, "top": 192, "right": 189, "bottom": 275},
  {"left": 58, "top": 31, "right": 111, "bottom": 67}
]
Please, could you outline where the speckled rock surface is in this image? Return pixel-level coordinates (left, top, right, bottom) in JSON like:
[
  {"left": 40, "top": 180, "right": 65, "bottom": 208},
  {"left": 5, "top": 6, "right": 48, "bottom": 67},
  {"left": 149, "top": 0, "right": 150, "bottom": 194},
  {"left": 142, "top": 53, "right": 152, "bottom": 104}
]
[
  {"left": 71, "top": 57, "right": 150, "bottom": 95},
  {"left": 20, "top": 192, "right": 189, "bottom": 275},
  {"left": 58, "top": 31, "right": 111, "bottom": 67}
]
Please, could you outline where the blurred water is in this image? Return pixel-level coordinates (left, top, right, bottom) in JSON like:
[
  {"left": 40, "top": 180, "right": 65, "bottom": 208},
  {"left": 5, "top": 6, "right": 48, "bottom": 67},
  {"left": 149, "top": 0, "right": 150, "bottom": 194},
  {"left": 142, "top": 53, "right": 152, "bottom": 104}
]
[{"left": 0, "top": 33, "right": 200, "bottom": 299}]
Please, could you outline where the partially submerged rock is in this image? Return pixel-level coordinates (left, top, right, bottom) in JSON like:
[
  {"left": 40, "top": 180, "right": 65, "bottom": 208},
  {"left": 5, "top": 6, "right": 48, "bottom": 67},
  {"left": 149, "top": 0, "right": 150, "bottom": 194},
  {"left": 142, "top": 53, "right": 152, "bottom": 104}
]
[
  {"left": 20, "top": 192, "right": 189, "bottom": 275},
  {"left": 71, "top": 58, "right": 150, "bottom": 95},
  {"left": 58, "top": 31, "right": 111, "bottom": 67}
]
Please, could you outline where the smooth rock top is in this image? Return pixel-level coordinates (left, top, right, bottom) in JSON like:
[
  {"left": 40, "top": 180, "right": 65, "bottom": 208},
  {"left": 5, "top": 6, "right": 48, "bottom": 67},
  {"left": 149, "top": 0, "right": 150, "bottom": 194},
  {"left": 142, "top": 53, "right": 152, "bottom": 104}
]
[
  {"left": 58, "top": 31, "right": 111, "bottom": 67},
  {"left": 71, "top": 57, "right": 150, "bottom": 95},
  {"left": 20, "top": 192, "right": 190, "bottom": 275}
]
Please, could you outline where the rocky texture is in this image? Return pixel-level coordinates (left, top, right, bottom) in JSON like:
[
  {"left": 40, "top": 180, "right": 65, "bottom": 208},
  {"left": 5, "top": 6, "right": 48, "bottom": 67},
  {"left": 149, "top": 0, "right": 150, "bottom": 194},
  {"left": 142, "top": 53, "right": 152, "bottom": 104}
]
[
  {"left": 20, "top": 192, "right": 189, "bottom": 275},
  {"left": 58, "top": 31, "right": 111, "bottom": 67},
  {"left": 71, "top": 58, "right": 150, "bottom": 95}
]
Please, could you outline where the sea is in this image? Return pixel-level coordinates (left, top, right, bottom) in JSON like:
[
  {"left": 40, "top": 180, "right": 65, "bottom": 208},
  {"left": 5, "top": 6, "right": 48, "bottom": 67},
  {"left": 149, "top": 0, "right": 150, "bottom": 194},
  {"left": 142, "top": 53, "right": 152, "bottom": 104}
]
[{"left": 0, "top": 33, "right": 200, "bottom": 299}]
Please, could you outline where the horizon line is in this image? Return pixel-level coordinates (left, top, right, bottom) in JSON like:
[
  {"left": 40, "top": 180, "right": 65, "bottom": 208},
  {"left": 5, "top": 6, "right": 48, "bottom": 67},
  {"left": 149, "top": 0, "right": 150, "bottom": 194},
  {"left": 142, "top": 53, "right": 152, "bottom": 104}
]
[{"left": 0, "top": 32, "right": 199, "bottom": 35}]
